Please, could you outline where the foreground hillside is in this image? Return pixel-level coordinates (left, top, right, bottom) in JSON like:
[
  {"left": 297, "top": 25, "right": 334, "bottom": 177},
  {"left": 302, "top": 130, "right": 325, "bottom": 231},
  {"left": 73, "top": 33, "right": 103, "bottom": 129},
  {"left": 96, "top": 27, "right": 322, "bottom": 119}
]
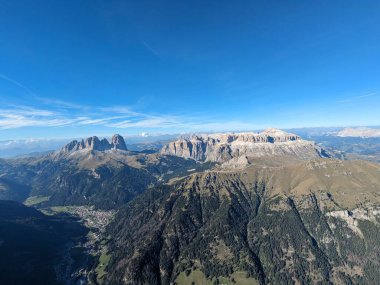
[
  {"left": 105, "top": 159, "right": 380, "bottom": 285},
  {"left": 0, "top": 201, "right": 88, "bottom": 285}
]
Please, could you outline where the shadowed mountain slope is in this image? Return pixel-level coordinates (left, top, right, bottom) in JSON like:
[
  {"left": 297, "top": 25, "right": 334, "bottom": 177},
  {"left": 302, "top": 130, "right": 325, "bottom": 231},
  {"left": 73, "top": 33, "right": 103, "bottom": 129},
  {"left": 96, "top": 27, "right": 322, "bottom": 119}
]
[
  {"left": 105, "top": 159, "right": 380, "bottom": 285},
  {"left": 0, "top": 200, "right": 87, "bottom": 285}
]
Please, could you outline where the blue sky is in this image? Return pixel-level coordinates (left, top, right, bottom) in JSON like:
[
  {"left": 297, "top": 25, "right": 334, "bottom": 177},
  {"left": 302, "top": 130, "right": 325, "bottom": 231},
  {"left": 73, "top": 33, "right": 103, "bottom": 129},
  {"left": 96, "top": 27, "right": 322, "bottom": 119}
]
[{"left": 0, "top": 0, "right": 379, "bottom": 140}]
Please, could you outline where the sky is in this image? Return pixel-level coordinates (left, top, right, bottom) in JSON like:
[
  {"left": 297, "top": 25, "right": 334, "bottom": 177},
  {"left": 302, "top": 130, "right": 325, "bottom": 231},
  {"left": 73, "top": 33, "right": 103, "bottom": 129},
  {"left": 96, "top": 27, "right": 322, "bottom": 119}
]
[{"left": 0, "top": 0, "right": 380, "bottom": 140}]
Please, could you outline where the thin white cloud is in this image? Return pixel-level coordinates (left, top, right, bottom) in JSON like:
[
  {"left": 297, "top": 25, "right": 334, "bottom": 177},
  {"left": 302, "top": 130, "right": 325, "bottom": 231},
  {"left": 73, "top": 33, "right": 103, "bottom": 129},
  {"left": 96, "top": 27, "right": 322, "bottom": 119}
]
[
  {"left": 34, "top": 96, "right": 86, "bottom": 109},
  {"left": 0, "top": 106, "right": 56, "bottom": 117},
  {"left": 0, "top": 74, "right": 201, "bottom": 131},
  {"left": 336, "top": 92, "right": 378, "bottom": 104},
  {"left": 98, "top": 106, "right": 141, "bottom": 116},
  {"left": 77, "top": 116, "right": 129, "bottom": 125},
  {"left": 0, "top": 74, "right": 36, "bottom": 95},
  {"left": 141, "top": 40, "right": 161, "bottom": 57},
  {"left": 357, "top": 92, "right": 377, "bottom": 99},
  {"left": 0, "top": 100, "right": 187, "bottom": 130},
  {"left": 0, "top": 113, "right": 85, "bottom": 130},
  {"left": 0, "top": 75, "right": 259, "bottom": 133},
  {"left": 109, "top": 116, "right": 184, "bottom": 128}
]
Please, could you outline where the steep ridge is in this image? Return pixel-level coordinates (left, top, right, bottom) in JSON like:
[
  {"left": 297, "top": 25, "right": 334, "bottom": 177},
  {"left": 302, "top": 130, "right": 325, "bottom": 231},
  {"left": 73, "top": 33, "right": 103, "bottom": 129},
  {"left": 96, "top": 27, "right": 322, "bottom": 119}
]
[
  {"left": 161, "top": 128, "right": 329, "bottom": 163},
  {"left": 106, "top": 159, "right": 380, "bottom": 285}
]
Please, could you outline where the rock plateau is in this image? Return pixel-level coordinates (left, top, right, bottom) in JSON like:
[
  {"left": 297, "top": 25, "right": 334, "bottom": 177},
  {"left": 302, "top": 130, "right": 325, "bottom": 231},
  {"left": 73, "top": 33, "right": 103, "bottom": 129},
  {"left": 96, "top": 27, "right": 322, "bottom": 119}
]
[{"left": 161, "top": 128, "right": 329, "bottom": 162}]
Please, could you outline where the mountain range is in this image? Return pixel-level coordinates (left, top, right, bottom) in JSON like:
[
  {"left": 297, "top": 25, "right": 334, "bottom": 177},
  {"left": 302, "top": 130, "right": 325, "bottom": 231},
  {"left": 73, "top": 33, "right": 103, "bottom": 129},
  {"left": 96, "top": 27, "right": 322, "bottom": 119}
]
[
  {"left": 337, "top": 127, "right": 380, "bottom": 138},
  {"left": 1, "top": 129, "right": 380, "bottom": 285},
  {"left": 1, "top": 126, "right": 379, "bottom": 159}
]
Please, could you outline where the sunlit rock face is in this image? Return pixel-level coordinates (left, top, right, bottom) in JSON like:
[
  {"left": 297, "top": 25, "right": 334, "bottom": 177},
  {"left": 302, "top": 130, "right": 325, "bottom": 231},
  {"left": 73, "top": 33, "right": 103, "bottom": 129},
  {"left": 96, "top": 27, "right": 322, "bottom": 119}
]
[
  {"left": 111, "top": 134, "right": 127, "bottom": 151},
  {"left": 58, "top": 134, "right": 127, "bottom": 156},
  {"left": 161, "top": 128, "right": 328, "bottom": 162}
]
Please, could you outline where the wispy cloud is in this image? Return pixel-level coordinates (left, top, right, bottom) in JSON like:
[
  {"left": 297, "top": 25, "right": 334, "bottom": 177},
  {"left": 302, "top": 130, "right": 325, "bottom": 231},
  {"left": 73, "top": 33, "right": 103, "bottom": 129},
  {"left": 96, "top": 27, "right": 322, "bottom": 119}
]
[
  {"left": 108, "top": 115, "right": 184, "bottom": 129},
  {"left": 357, "top": 92, "right": 377, "bottom": 99},
  {"left": 0, "top": 100, "right": 256, "bottom": 133},
  {"left": 0, "top": 96, "right": 175, "bottom": 131},
  {"left": 0, "top": 106, "right": 56, "bottom": 117},
  {"left": 98, "top": 106, "right": 141, "bottom": 116},
  {"left": 141, "top": 40, "right": 161, "bottom": 58},
  {"left": 0, "top": 113, "right": 82, "bottom": 129},
  {"left": 0, "top": 74, "right": 257, "bottom": 134},
  {"left": 77, "top": 116, "right": 129, "bottom": 126},
  {"left": 0, "top": 74, "right": 36, "bottom": 95},
  {"left": 336, "top": 92, "right": 378, "bottom": 104},
  {"left": 34, "top": 96, "right": 86, "bottom": 109}
]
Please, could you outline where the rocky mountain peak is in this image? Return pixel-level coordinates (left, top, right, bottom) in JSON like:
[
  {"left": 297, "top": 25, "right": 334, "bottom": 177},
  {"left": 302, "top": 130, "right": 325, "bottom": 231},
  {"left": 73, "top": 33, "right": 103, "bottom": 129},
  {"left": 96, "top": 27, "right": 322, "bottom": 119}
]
[
  {"left": 261, "top": 127, "right": 294, "bottom": 137},
  {"left": 111, "top": 134, "right": 127, "bottom": 150},
  {"left": 259, "top": 128, "right": 300, "bottom": 142},
  {"left": 83, "top": 136, "right": 111, "bottom": 151},
  {"left": 58, "top": 134, "right": 127, "bottom": 156}
]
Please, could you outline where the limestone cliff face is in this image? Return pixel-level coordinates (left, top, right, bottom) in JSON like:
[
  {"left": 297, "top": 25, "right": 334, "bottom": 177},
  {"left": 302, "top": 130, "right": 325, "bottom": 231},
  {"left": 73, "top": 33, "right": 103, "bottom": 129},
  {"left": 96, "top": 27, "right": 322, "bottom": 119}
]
[
  {"left": 161, "top": 128, "right": 328, "bottom": 162},
  {"left": 111, "top": 134, "right": 128, "bottom": 150},
  {"left": 59, "top": 134, "right": 127, "bottom": 155}
]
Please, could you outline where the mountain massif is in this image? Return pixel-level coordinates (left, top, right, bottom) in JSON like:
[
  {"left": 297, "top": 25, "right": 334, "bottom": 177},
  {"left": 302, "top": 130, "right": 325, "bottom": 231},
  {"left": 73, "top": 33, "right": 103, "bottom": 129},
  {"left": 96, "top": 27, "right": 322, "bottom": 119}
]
[
  {"left": 161, "top": 128, "right": 329, "bottom": 163},
  {"left": 1, "top": 130, "right": 380, "bottom": 285},
  {"left": 59, "top": 134, "right": 128, "bottom": 156}
]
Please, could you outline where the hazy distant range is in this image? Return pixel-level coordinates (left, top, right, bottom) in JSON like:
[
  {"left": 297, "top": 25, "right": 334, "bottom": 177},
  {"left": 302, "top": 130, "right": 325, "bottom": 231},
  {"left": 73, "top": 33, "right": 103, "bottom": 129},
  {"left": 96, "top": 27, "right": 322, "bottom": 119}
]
[
  {"left": 1, "top": 126, "right": 379, "bottom": 158},
  {"left": 0, "top": 134, "right": 177, "bottom": 158}
]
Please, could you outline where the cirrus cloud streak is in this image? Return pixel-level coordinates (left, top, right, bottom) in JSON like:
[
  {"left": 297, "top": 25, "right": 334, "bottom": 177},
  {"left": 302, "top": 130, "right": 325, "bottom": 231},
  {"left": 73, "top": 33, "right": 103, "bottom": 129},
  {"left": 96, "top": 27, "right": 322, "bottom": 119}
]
[{"left": 0, "top": 100, "right": 256, "bottom": 133}]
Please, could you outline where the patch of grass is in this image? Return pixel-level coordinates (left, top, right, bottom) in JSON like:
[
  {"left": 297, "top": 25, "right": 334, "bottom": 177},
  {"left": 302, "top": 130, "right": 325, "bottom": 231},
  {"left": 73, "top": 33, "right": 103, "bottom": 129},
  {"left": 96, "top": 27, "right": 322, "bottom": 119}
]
[
  {"left": 95, "top": 250, "right": 111, "bottom": 284},
  {"left": 230, "top": 272, "right": 259, "bottom": 285},
  {"left": 175, "top": 269, "right": 213, "bottom": 285},
  {"left": 40, "top": 206, "right": 73, "bottom": 216},
  {"left": 49, "top": 206, "right": 72, "bottom": 212},
  {"left": 174, "top": 270, "right": 259, "bottom": 285},
  {"left": 23, "top": 196, "right": 50, "bottom": 206}
]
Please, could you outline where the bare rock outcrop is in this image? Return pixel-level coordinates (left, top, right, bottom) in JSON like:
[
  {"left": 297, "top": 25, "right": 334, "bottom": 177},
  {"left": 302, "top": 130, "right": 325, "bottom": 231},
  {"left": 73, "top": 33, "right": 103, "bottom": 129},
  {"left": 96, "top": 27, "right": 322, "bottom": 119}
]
[
  {"left": 58, "top": 134, "right": 127, "bottom": 156},
  {"left": 111, "top": 134, "right": 127, "bottom": 150},
  {"left": 161, "top": 128, "right": 329, "bottom": 163}
]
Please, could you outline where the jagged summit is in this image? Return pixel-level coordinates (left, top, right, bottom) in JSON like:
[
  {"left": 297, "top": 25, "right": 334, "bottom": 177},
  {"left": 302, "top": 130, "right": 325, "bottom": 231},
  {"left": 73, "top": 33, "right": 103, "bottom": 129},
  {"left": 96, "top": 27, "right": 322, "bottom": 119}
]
[
  {"left": 111, "top": 134, "right": 128, "bottom": 150},
  {"left": 161, "top": 128, "right": 328, "bottom": 162},
  {"left": 58, "top": 134, "right": 127, "bottom": 155}
]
